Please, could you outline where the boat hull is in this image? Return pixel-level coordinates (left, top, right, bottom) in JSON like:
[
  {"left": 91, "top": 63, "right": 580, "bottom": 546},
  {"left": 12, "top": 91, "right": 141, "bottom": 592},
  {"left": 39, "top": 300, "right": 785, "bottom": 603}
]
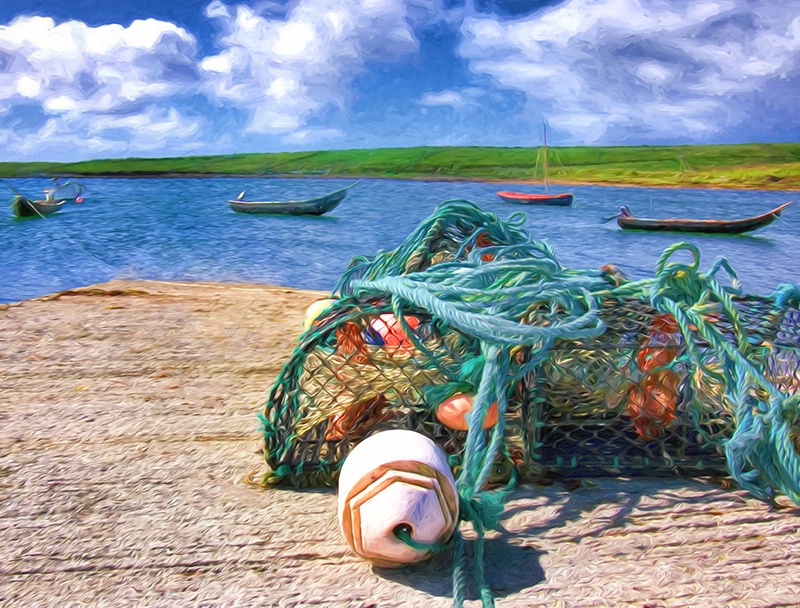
[
  {"left": 229, "top": 183, "right": 358, "bottom": 216},
  {"left": 12, "top": 196, "right": 67, "bottom": 219},
  {"left": 497, "top": 191, "right": 574, "bottom": 207},
  {"left": 617, "top": 202, "right": 792, "bottom": 234}
]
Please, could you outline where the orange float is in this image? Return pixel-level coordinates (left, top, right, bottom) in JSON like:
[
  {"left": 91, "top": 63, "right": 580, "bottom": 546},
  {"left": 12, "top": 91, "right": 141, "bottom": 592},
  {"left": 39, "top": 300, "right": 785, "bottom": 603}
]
[
  {"left": 475, "top": 233, "right": 496, "bottom": 262},
  {"left": 325, "top": 395, "right": 394, "bottom": 442},
  {"left": 628, "top": 370, "right": 679, "bottom": 440},
  {"left": 464, "top": 233, "right": 496, "bottom": 262},
  {"left": 628, "top": 314, "right": 681, "bottom": 440},
  {"left": 336, "top": 321, "right": 370, "bottom": 364},
  {"left": 435, "top": 392, "right": 499, "bottom": 431}
]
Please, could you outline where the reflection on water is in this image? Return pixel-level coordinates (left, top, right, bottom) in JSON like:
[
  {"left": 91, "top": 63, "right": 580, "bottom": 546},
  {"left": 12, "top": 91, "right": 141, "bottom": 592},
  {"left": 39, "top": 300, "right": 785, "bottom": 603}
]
[{"left": 1, "top": 176, "right": 798, "bottom": 303}]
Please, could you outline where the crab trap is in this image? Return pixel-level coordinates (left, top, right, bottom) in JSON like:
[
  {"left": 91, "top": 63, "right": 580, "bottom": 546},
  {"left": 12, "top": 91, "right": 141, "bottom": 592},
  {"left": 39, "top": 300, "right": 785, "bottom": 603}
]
[{"left": 260, "top": 200, "right": 800, "bottom": 504}]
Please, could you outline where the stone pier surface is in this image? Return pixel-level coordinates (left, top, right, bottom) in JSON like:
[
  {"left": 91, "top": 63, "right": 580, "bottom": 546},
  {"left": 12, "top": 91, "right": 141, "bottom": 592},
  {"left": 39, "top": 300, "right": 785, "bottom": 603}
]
[{"left": 1, "top": 280, "right": 799, "bottom": 607}]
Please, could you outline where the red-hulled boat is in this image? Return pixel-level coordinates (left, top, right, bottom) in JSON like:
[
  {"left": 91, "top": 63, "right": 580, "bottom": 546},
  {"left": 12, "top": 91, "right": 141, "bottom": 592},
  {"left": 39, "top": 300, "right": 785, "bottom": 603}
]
[{"left": 497, "top": 191, "right": 575, "bottom": 207}]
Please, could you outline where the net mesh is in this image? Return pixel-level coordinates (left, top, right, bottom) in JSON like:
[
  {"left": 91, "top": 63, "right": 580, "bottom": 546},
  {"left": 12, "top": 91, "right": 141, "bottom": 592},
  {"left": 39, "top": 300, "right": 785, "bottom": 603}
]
[{"left": 259, "top": 200, "right": 800, "bottom": 501}]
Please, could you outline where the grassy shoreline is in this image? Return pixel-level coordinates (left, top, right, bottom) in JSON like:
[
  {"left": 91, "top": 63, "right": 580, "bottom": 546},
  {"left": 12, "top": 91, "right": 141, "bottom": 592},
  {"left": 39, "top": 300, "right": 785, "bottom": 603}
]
[{"left": 1, "top": 142, "right": 799, "bottom": 191}]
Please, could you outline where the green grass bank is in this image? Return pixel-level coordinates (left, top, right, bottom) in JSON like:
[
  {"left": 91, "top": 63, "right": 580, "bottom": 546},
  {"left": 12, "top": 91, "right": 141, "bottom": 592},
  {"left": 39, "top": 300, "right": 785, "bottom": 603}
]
[{"left": 1, "top": 143, "right": 799, "bottom": 190}]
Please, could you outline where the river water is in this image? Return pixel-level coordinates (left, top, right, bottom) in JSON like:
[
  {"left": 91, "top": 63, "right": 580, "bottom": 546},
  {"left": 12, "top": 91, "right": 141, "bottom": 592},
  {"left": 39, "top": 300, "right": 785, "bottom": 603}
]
[{"left": 2, "top": 176, "right": 798, "bottom": 303}]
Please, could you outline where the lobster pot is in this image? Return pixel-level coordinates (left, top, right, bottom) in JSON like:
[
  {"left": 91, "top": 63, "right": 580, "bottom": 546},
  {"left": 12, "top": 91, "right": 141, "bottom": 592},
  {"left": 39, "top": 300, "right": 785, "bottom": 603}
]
[
  {"left": 259, "top": 200, "right": 800, "bottom": 489},
  {"left": 525, "top": 295, "right": 800, "bottom": 479},
  {"left": 264, "top": 297, "right": 800, "bottom": 486},
  {"left": 261, "top": 291, "right": 800, "bottom": 487}
]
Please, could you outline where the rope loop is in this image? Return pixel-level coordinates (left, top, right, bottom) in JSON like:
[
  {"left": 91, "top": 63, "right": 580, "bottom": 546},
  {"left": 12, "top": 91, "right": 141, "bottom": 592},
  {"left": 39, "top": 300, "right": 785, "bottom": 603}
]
[
  {"left": 706, "top": 256, "right": 743, "bottom": 295},
  {"left": 655, "top": 241, "right": 701, "bottom": 275}
]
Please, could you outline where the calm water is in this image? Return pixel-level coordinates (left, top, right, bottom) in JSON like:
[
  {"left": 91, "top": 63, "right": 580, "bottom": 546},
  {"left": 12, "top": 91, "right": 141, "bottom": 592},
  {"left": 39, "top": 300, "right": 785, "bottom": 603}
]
[{"left": 2, "top": 177, "right": 798, "bottom": 303}]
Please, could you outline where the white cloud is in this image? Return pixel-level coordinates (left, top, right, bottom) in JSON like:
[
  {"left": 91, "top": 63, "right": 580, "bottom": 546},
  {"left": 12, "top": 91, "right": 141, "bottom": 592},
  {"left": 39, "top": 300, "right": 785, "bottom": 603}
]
[
  {"left": 4, "top": 0, "right": 795, "bottom": 160},
  {"left": 458, "top": 0, "right": 800, "bottom": 143},
  {"left": 419, "top": 90, "right": 468, "bottom": 107},
  {"left": 15, "top": 75, "right": 41, "bottom": 97},
  {"left": 0, "top": 15, "right": 206, "bottom": 159},
  {"left": 91, "top": 107, "right": 199, "bottom": 141},
  {"left": 2, "top": 105, "right": 204, "bottom": 160},
  {"left": 200, "top": 0, "right": 424, "bottom": 135},
  {"left": 44, "top": 96, "right": 78, "bottom": 113},
  {"left": 0, "top": 16, "right": 199, "bottom": 116},
  {"left": 274, "top": 21, "right": 316, "bottom": 56}
]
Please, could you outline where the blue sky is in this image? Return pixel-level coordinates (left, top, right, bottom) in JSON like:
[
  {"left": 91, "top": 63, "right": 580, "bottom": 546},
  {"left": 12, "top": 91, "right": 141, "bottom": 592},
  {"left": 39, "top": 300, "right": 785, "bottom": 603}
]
[{"left": 0, "top": 0, "right": 798, "bottom": 161}]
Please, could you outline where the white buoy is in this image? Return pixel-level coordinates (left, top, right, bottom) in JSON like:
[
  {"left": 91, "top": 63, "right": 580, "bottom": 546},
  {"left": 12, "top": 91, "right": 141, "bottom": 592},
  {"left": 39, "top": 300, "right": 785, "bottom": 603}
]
[
  {"left": 337, "top": 429, "right": 459, "bottom": 568},
  {"left": 302, "top": 298, "right": 338, "bottom": 331}
]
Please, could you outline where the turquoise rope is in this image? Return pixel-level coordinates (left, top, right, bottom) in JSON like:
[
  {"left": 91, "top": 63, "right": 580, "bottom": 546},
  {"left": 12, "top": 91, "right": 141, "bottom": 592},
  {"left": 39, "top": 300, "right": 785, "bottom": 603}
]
[{"left": 648, "top": 243, "right": 800, "bottom": 503}]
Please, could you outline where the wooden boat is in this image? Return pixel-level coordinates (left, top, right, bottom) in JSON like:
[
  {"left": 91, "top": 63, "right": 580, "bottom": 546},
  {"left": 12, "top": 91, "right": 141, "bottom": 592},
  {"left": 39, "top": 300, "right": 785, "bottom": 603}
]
[
  {"left": 11, "top": 195, "right": 67, "bottom": 219},
  {"left": 229, "top": 181, "right": 360, "bottom": 216},
  {"left": 497, "top": 191, "right": 574, "bottom": 206},
  {"left": 497, "top": 124, "right": 574, "bottom": 207},
  {"left": 615, "top": 202, "right": 792, "bottom": 234},
  {"left": 8, "top": 180, "right": 85, "bottom": 219}
]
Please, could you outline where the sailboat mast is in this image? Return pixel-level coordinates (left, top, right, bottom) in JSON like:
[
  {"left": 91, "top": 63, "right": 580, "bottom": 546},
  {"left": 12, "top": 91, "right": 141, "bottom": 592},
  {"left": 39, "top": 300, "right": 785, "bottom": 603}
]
[{"left": 542, "top": 124, "right": 550, "bottom": 191}]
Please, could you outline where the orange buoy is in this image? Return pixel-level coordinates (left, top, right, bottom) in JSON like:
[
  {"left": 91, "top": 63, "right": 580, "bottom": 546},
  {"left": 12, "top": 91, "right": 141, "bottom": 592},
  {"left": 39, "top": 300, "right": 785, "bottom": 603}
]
[
  {"left": 470, "top": 233, "right": 496, "bottom": 262},
  {"left": 628, "top": 314, "right": 681, "bottom": 439},
  {"left": 435, "top": 392, "right": 499, "bottom": 431},
  {"left": 336, "top": 321, "right": 370, "bottom": 364},
  {"left": 636, "top": 313, "right": 679, "bottom": 373},
  {"left": 628, "top": 370, "right": 679, "bottom": 440},
  {"left": 325, "top": 395, "right": 395, "bottom": 442}
]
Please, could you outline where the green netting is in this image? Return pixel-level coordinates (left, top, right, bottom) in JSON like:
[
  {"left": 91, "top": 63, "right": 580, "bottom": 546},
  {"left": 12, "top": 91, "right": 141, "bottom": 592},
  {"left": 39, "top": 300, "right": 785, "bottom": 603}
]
[
  {"left": 258, "top": 199, "right": 800, "bottom": 606},
  {"left": 261, "top": 199, "right": 799, "bottom": 493}
]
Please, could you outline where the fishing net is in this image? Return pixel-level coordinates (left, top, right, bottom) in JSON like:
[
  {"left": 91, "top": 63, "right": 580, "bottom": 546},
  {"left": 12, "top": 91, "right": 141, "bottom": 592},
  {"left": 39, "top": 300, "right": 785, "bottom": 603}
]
[
  {"left": 261, "top": 199, "right": 800, "bottom": 498},
  {"left": 259, "top": 199, "right": 800, "bottom": 606}
]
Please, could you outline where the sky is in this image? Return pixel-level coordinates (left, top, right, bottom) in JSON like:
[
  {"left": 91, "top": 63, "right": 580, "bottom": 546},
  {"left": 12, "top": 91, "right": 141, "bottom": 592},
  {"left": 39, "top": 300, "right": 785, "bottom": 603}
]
[{"left": 0, "top": 0, "right": 798, "bottom": 161}]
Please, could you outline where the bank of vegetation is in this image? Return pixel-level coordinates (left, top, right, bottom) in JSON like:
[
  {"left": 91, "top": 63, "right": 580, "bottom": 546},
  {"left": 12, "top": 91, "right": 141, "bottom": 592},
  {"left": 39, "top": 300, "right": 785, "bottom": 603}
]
[{"left": 1, "top": 142, "right": 798, "bottom": 190}]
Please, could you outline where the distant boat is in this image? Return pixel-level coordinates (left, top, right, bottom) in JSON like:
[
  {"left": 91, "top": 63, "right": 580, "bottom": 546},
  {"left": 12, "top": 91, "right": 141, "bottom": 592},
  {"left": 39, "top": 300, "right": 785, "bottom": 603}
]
[
  {"left": 497, "top": 125, "right": 574, "bottom": 207},
  {"left": 497, "top": 191, "right": 574, "bottom": 206},
  {"left": 229, "top": 182, "right": 360, "bottom": 216},
  {"left": 615, "top": 202, "right": 792, "bottom": 234},
  {"left": 12, "top": 194, "right": 67, "bottom": 219},
  {"left": 8, "top": 180, "right": 87, "bottom": 218}
]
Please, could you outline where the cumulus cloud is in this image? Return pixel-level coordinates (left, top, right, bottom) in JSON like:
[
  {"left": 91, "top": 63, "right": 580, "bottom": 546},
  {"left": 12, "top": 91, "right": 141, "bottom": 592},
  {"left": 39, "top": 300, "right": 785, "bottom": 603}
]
[
  {"left": 5, "top": 107, "right": 205, "bottom": 161},
  {"left": 0, "top": 17, "right": 201, "bottom": 113},
  {"left": 458, "top": 0, "right": 800, "bottom": 143},
  {"left": 1, "top": 0, "right": 797, "bottom": 160},
  {"left": 0, "top": 15, "right": 208, "bottom": 159},
  {"left": 0, "top": 1, "right": 446, "bottom": 159},
  {"left": 199, "top": 0, "right": 426, "bottom": 136}
]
